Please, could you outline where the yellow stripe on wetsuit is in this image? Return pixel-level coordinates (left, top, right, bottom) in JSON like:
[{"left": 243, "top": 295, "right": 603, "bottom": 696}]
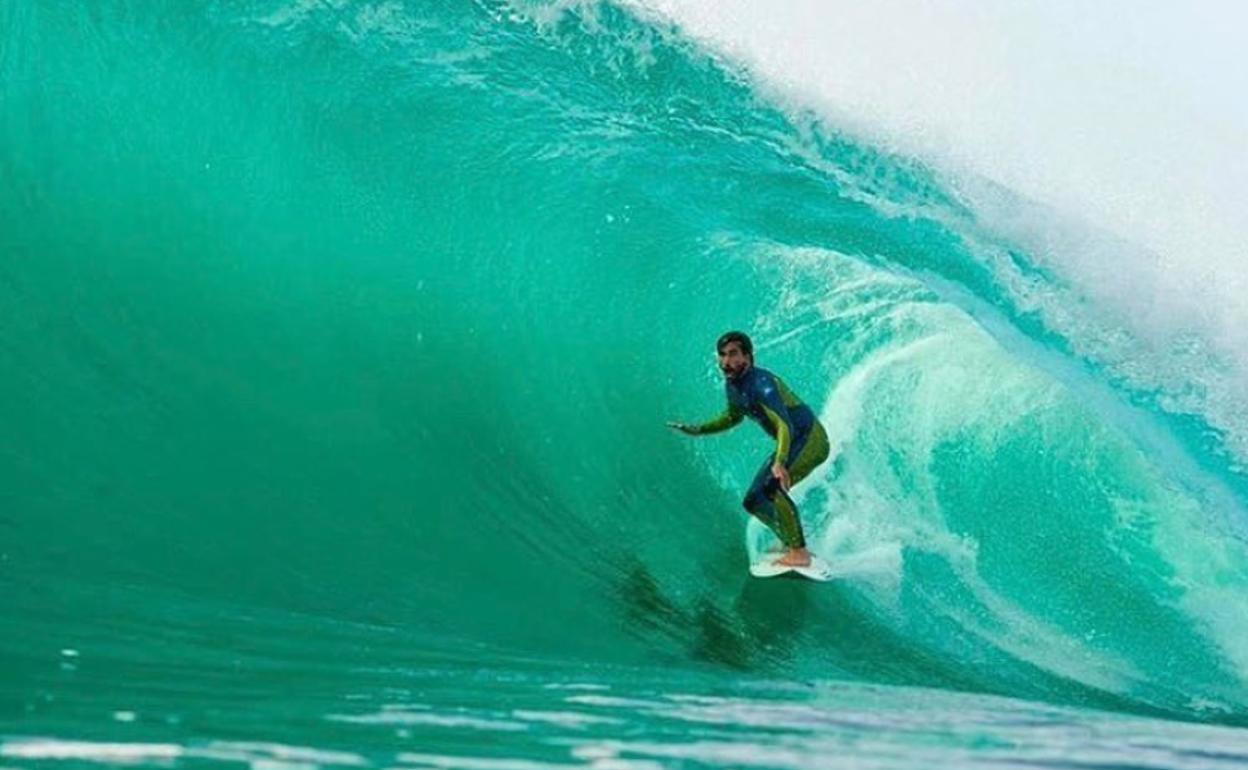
[{"left": 761, "top": 404, "right": 791, "bottom": 465}]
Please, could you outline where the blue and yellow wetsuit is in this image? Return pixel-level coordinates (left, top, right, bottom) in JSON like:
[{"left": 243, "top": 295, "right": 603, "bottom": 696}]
[{"left": 686, "top": 367, "right": 829, "bottom": 548}]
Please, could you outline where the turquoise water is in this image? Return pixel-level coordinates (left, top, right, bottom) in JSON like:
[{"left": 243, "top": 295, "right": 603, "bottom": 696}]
[{"left": 5, "top": 1, "right": 1248, "bottom": 767}]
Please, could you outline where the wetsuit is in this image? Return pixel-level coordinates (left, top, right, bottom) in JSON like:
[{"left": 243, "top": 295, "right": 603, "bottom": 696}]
[{"left": 687, "top": 366, "right": 829, "bottom": 548}]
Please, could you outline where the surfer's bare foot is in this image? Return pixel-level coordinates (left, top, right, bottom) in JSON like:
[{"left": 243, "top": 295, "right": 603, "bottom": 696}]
[{"left": 775, "top": 547, "right": 811, "bottom": 567}]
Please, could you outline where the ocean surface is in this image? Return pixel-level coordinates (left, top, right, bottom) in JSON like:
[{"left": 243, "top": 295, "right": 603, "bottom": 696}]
[{"left": 5, "top": 2, "right": 1248, "bottom": 768}]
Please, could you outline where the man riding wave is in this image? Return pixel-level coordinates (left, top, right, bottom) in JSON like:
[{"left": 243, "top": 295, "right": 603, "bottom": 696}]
[{"left": 668, "top": 331, "right": 830, "bottom": 568}]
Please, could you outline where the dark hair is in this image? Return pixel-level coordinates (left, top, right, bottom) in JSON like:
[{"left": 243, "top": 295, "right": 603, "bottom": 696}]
[{"left": 716, "top": 330, "right": 753, "bottom": 359}]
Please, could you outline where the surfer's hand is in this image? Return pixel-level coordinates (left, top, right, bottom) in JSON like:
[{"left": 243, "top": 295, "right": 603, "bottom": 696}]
[
  {"left": 666, "top": 421, "right": 698, "bottom": 435},
  {"left": 771, "top": 461, "right": 791, "bottom": 491}
]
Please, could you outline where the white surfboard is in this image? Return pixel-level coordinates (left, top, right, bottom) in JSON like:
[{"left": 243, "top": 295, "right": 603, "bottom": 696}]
[{"left": 749, "top": 553, "right": 835, "bottom": 581}]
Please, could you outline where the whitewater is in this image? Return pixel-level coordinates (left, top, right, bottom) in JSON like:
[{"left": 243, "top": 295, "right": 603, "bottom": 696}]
[{"left": 4, "top": 1, "right": 1248, "bottom": 768}]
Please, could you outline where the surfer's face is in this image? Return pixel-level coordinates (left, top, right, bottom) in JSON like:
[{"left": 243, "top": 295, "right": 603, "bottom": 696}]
[{"left": 717, "top": 342, "right": 751, "bottom": 380}]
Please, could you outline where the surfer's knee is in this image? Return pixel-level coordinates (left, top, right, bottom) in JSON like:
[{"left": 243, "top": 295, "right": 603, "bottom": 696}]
[
  {"left": 742, "top": 491, "right": 761, "bottom": 514},
  {"left": 742, "top": 485, "right": 776, "bottom": 518},
  {"left": 743, "top": 475, "right": 768, "bottom": 513}
]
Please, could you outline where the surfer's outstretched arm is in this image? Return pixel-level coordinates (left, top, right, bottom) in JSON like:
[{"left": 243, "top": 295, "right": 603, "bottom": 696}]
[{"left": 667, "top": 403, "right": 744, "bottom": 435}]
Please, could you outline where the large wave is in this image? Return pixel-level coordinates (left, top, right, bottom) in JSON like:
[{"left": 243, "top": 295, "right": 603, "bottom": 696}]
[{"left": 4, "top": 0, "right": 1248, "bottom": 722}]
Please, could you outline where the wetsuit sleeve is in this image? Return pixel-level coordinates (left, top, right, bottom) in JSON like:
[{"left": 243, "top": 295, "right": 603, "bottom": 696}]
[
  {"left": 688, "top": 403, "right": 745, "bottom": 435},
  {"left": 757, "top": 374, "right": 793, "bottom": 465}
]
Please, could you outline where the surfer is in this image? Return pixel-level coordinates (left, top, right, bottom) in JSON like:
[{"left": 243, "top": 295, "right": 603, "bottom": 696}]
[{"left": 668, "top": 331, "right": 830, "bottom": 567}]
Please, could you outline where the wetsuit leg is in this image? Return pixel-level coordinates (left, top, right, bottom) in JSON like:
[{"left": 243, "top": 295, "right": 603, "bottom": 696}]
[
  {"left": 787, "top": 421, "right": 830, "bottom": 485},
  {"left": 741, "top": 423, "right": 830, "bottom": 548}
]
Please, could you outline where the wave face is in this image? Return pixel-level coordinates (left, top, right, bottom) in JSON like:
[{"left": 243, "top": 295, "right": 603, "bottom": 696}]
[{"left": 5, "top": 0, "right": 1248, "bottom": 734}]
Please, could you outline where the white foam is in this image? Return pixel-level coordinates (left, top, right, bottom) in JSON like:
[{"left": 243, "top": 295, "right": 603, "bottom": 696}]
[
  {"left": 327, "top": 710, "right": 527, "bottom": 732},
  {"left": 511, "top": 709, "right": 625, "bottom": 727},
  {"left": 565, "top": 695, "right": 659, "bottom": 709},
  {"left": 629, "top": 0, "right": 1248, "bottom": 464},
  {"left": 542, "top": 682, "right": 610, "bottom": 691},
  {"left": 0, "top": 740, "right": 182, "bottom": 763},
  {"left": 197, "top": 742, "right": 367, "bottom": 767},
  {"left": 395, "top": 753, "right": 573, "bottom": 770},
  {"left": 632, "top": 1, "right": 1247, "bottom": 272}
]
